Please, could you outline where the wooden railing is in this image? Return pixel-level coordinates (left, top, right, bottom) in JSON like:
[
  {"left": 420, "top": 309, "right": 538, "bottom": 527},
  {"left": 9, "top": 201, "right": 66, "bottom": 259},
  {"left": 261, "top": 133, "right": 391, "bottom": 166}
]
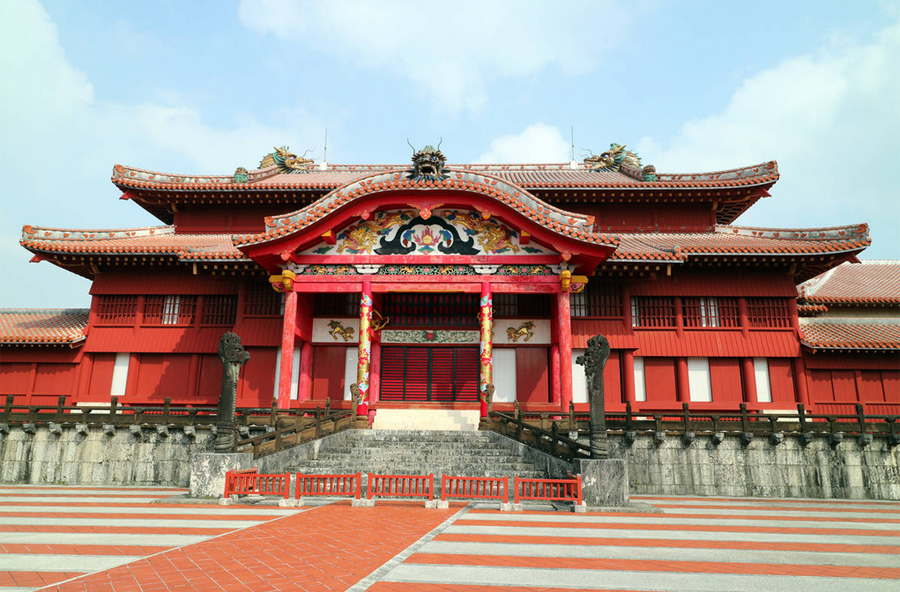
[
  {"left": 234, "top": 406, "right": 356, "bottom": 459},
  {"left": 485, "top": 401, "right": 900, "bottom": 461}
]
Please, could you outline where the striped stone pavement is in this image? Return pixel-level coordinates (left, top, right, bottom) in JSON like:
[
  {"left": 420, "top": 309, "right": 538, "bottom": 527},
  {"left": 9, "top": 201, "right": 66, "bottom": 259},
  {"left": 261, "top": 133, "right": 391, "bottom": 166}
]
[
  {"left": 368, "top": 494, "right": 900, "bottom": 591},
  {"left": 0, "top": 487, "right": 897, "bottom": 591},
  {"left": 0, "top": 485, "right": 298, "bottom": 592}
]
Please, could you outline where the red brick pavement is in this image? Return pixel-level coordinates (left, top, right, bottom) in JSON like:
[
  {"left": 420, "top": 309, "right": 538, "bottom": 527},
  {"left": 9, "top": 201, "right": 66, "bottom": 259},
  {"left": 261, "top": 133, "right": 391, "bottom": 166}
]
[{"left": 36, "top": 501, "right": 460, "bottom": 592}]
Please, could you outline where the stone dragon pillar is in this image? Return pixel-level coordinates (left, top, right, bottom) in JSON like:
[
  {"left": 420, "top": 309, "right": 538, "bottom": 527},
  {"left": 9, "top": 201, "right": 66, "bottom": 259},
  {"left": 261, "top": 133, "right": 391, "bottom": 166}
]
[{"left": 215, "top": 332, "right": 250, "bottom": 453}]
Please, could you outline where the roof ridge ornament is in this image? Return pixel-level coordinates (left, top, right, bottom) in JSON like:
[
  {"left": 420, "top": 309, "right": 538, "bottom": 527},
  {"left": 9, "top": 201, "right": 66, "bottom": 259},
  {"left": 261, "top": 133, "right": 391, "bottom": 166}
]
[
  {"left": 259, "top": 146, "right": 314, "bottom": 174},
  {"left": 584, "top": 143, "right": 657, "bottom": 181},
  {"left": 407, "top": 140, "right": 450, "bottom": 180}
]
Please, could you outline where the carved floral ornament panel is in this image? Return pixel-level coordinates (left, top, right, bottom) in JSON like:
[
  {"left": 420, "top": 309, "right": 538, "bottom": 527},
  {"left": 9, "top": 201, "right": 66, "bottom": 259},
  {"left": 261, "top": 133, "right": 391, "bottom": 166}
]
[{"left": 300, "top": 209, "right": 555, "bottom": 257}]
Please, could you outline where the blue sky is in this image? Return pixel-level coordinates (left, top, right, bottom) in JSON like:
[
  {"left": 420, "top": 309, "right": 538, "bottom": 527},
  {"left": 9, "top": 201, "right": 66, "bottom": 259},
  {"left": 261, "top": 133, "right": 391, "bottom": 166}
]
[{"left": 1, "top": 0, "right": 898, "bottom": 308}]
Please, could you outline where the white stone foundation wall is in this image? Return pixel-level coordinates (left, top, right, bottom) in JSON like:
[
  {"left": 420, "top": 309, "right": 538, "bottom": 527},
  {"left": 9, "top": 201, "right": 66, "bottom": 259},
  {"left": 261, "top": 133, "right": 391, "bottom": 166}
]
[
  {"left": 0, "top": 425, "right": 217, "bottom": 487},
  {"left": 614, "top": 433, "right": 900, "bottom": 500}
]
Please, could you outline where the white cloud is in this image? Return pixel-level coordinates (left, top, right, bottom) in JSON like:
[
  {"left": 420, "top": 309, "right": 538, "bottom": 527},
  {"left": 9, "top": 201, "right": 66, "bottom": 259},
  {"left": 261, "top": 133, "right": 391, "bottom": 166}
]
[
  {"left": 0, "top": 0, "right": 325, "bottom": 307},
  {"left": 636, "top": 18, "right": 900, "bottom": 258},
  {"left": 238, "top": 0, "right": 638, "bottom": 114},
  {"left": 475, "top": 123, "right": 571, "bottom": 163}
]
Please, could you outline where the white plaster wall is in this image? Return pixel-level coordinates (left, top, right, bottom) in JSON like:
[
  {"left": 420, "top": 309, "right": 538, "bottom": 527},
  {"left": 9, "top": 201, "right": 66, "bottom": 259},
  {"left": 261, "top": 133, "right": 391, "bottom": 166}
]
[{"left": 372, "top": 409, "right": 481, "bottom": 431}]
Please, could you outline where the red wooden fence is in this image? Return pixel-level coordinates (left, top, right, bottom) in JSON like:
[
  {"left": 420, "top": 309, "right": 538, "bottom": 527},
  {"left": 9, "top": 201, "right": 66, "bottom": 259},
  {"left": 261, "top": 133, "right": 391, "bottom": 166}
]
[
  {"left": 367, "top": 473, "right": 433, "bottom": 500},
  {"left": 514, "top": 475, "right": 582, "bottom": 505},
  {"left": 441, "top": 475, "right": 508, "bottom": 502},
  {"left": 295, "top": 472, "right": 361, "bottom": 499},
  {"left": 224, "top": 468, "right": 290, "bottom": 499}
]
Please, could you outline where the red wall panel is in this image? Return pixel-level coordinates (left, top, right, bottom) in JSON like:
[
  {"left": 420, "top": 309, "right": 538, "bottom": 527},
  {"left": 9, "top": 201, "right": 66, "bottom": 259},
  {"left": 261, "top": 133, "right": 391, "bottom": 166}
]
[
  {"left": 857, "top": 371, "right": 885, "bottom": 403},
  {"left": 87, "top": 354, "right": 116, "bottom": 398},
  {"left": 883, "top": 371, "right": 900, "bottom": 403},
  {"left": 239, "top": 347, "right": 277, "bottom": 407},
  {"left": 312, "top": 346, "right": 347, "bottom": 402},
  {"left": 32, "top": 365, "right": 77, "bottom": 396},
  {"left": 131, "top": 354, "right": 192, "bottom": 403},
  {"left": 604, "top": 350, "right": 622, "bottom": 408},
  {"left": 643, "top": 358, "right": 676, "bottom": 403},
  {"left": 831, "top": 370, "right": 857, "bottom": 403},
  {"left": 0, "top": 363, "right": 30, "bottom": 395},
  {"left": 197, "top": 354, "right": 223, "bottom": 400},
  {"left": 808, "top": 370, "right": 834, "bottom": 402},
  {"left": 709, "top": 359, "right": 742, "bottom": 403},
  {"left": 768, "top": 359, "right": 796, "bottom": 404},
  {"left": 516, "top": 348, "right": 549, "bottom": 404}
]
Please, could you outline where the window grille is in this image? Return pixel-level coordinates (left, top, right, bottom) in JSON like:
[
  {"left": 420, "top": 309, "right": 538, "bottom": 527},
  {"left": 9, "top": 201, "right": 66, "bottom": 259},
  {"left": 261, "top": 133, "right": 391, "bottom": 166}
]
[
  {"left": 572, "top": 283, "right": 622, "bottom": 318},
  {"left": 313, "top": 293, "right": 360, "bottom": 317},
  {"left": 144, "top": 295, "right": 196, "bottom": 326},
  {"left": 630, "top": 297, "right": 675, "bottom": 328},
  {"left": 202, "top": 295, "right": 238, "bottom": 326},
  {"left": 382, "top": 293, "right": 478, "bottom": 328},
  {"left": 95, "top": 296, "right": 137, "bottom": 326},
  {"left": 683, "top": 297, "right": 740, "bottom": 328},
  {"left": 747, "top": 298, "right": 792, "bottom": 328},
  {"left": 380, "top": 346, "right": 479, "bottom": 402},
  {"left": 493, "top": 294, "right": 551, "bottom": 318},
  {"left": 244, "top": 283, "right": 282, "bottom": 316}
]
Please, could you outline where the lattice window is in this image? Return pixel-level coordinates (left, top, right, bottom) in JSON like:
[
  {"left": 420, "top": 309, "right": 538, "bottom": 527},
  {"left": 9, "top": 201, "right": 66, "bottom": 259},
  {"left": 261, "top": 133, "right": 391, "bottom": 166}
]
[
  {"left": 493, "top": 294, "right": 551, "bottom": 318},
  {"left": 380, "top": 346, "right": 479, "bottom": 402},
  {"left": 313, "top": 293, "right": 360, "bottom": 317},
  {"left": 95, "top": 296, "right": 137, "bottom": 326},
  {"left": 144, "top": 295, "right": 196, "bottom": 326},
  {"left": 244, "top": 283, "right": 282, "bottom": 317},
  {"left": 630, "top": 297, "right": 675, "bottom": 328},
  {"left": 382, "top": 293, "right": 478, "bottom": 328},
  {"left": 572, "top": 283, "right": 622, "bottom": 318},
  {"left": 683, "top": 297, "right": 740, "bottom": 328},
  {"left": 202, "top": 295, "right": 238, "bottom": 326},
  {"left": 747, "top": 298, "right": 792, "bottom": 328}
]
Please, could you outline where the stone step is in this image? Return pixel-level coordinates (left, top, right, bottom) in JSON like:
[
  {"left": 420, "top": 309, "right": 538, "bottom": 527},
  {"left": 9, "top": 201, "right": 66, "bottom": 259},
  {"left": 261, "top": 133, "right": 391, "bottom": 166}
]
[
  {"left": 314, "top": 449, "right": 515, "bottom": 459},
  {"left": 292, "top": 462, "right": 543, "bottom": 474}
]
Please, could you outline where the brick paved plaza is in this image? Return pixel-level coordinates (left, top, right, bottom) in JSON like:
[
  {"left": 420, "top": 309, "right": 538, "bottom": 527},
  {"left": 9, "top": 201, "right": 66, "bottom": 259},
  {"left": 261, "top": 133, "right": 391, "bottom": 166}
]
[{"left": 0, "top": 486, "right": 896, "bottom": 591}]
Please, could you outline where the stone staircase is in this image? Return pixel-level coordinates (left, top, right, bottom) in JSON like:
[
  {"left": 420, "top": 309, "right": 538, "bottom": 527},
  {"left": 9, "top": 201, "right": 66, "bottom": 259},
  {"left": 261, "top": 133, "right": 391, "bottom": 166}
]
[{"left": 288, "top": 430, "right": 549, "bottom": 481}]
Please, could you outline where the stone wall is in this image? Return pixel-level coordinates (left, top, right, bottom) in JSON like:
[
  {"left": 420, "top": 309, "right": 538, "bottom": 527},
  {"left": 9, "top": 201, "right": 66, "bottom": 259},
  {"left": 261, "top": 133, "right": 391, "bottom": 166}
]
[
  {"left": 0, "top": 424, "right": 216, "bottom": 487},
  {"left": 611, "top": 432, "right": 900, "bottom": 500}
]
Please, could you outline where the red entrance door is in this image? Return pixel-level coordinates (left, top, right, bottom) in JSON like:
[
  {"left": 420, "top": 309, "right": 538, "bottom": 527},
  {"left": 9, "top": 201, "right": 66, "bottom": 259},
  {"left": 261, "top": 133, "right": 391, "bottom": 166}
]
[{"left": 380, "top": 346, "right": 479, "bottom": 402}]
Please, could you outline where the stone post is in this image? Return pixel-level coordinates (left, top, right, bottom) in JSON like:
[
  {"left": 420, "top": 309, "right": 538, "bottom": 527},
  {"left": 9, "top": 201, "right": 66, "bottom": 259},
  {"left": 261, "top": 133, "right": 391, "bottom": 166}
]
[{"left": 215, "top": 332, "right": 250, "bottom": 453}]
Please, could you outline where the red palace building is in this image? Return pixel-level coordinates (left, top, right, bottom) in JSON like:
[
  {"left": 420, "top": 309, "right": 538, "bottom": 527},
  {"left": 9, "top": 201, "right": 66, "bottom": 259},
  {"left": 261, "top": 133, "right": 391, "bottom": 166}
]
[{"left": 2, "top": 143, "right": 898, "bottom": 427}]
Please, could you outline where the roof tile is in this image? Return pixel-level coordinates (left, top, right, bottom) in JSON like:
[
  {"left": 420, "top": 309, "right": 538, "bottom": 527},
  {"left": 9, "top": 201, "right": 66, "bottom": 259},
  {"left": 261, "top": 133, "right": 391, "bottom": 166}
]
[{"left": 0, "top": 309, "right": 89, "bottom": 345}]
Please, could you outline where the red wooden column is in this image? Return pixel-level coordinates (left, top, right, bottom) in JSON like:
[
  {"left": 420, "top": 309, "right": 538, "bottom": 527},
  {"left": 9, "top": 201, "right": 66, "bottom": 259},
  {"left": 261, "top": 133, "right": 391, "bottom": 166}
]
[
  {"left": 741, "top": 357, "right": 759, "bottom": 405},
  {"left": 479, "top": 282, "right": 493, "bottom": 419},
  {"left": 557, "top": 290, "right": 573, "bottom": 412},
  {"left": 675, "top": 357, "right": 690, "bottom": 403},
  {"left": 793, "top": 357, "right": 810, "bottom": 407},
  {"left": 622, "top": 350, "right": 636, "bottom": 405},
  {"left": 550, "top": 344, "right": 561, "bottom": 406},
  {"left": 278, "top": 289, "right": 298, "bottom": 408},
  {"left": 296, "top": 341, "right": 312, "bottom": 404},
  {"left": 356, "top": 282, "right": 374, "bottom": 416}
]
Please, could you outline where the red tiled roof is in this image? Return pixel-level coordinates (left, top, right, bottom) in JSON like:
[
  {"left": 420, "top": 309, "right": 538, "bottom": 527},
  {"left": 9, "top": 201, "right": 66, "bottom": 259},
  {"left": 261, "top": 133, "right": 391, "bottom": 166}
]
[
  {"left": 799, "top": 260, "right": 900, "bottom": 305},
  {"left": 800, "top": 318, "right": 900, "bottom": 351},
  {"left": 607, "top": 224, "right": 870, "bottom": 263},
  {"left": 20, "top": 226, "right": 250, "bottom": 262},
  {"left": 0, "top": 309, "right": 89, "bottom": 345},
  {"left": 797, "top": 303, "right": 828, "bottom": 317},
  {"left": 235, "top": 171, "right": 617, "bottom": 249},
  {"left": 111, "top": 160, "right": 779, "bottom": 192},
  {"left": 22, "top": 221, "right": 870, "bottom": 273}
]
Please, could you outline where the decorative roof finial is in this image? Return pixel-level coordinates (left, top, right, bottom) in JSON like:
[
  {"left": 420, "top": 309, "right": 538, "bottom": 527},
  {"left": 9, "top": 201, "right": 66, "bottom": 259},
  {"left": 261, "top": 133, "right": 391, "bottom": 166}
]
[
  {"left": 407, "top": 140, "right": 449, "bottom": 180},
  {"left": 259, "top": 146, "right": 314, "bottom": 174}
]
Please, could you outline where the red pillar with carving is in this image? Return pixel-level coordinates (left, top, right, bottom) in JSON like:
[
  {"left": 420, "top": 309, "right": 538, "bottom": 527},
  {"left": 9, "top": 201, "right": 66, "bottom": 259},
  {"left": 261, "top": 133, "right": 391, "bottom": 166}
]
[
  {"left": 356, "top": 282, "right": 373, "bottom": 416},
  {"left": 479, "top": 282, "right": 493, "bottom": 419},
  {"left": 557, "top": 290, "right": 573, "bottom": 412},
  {"left": 278, "top": 289, "right": 297, "bottom": 408}
]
